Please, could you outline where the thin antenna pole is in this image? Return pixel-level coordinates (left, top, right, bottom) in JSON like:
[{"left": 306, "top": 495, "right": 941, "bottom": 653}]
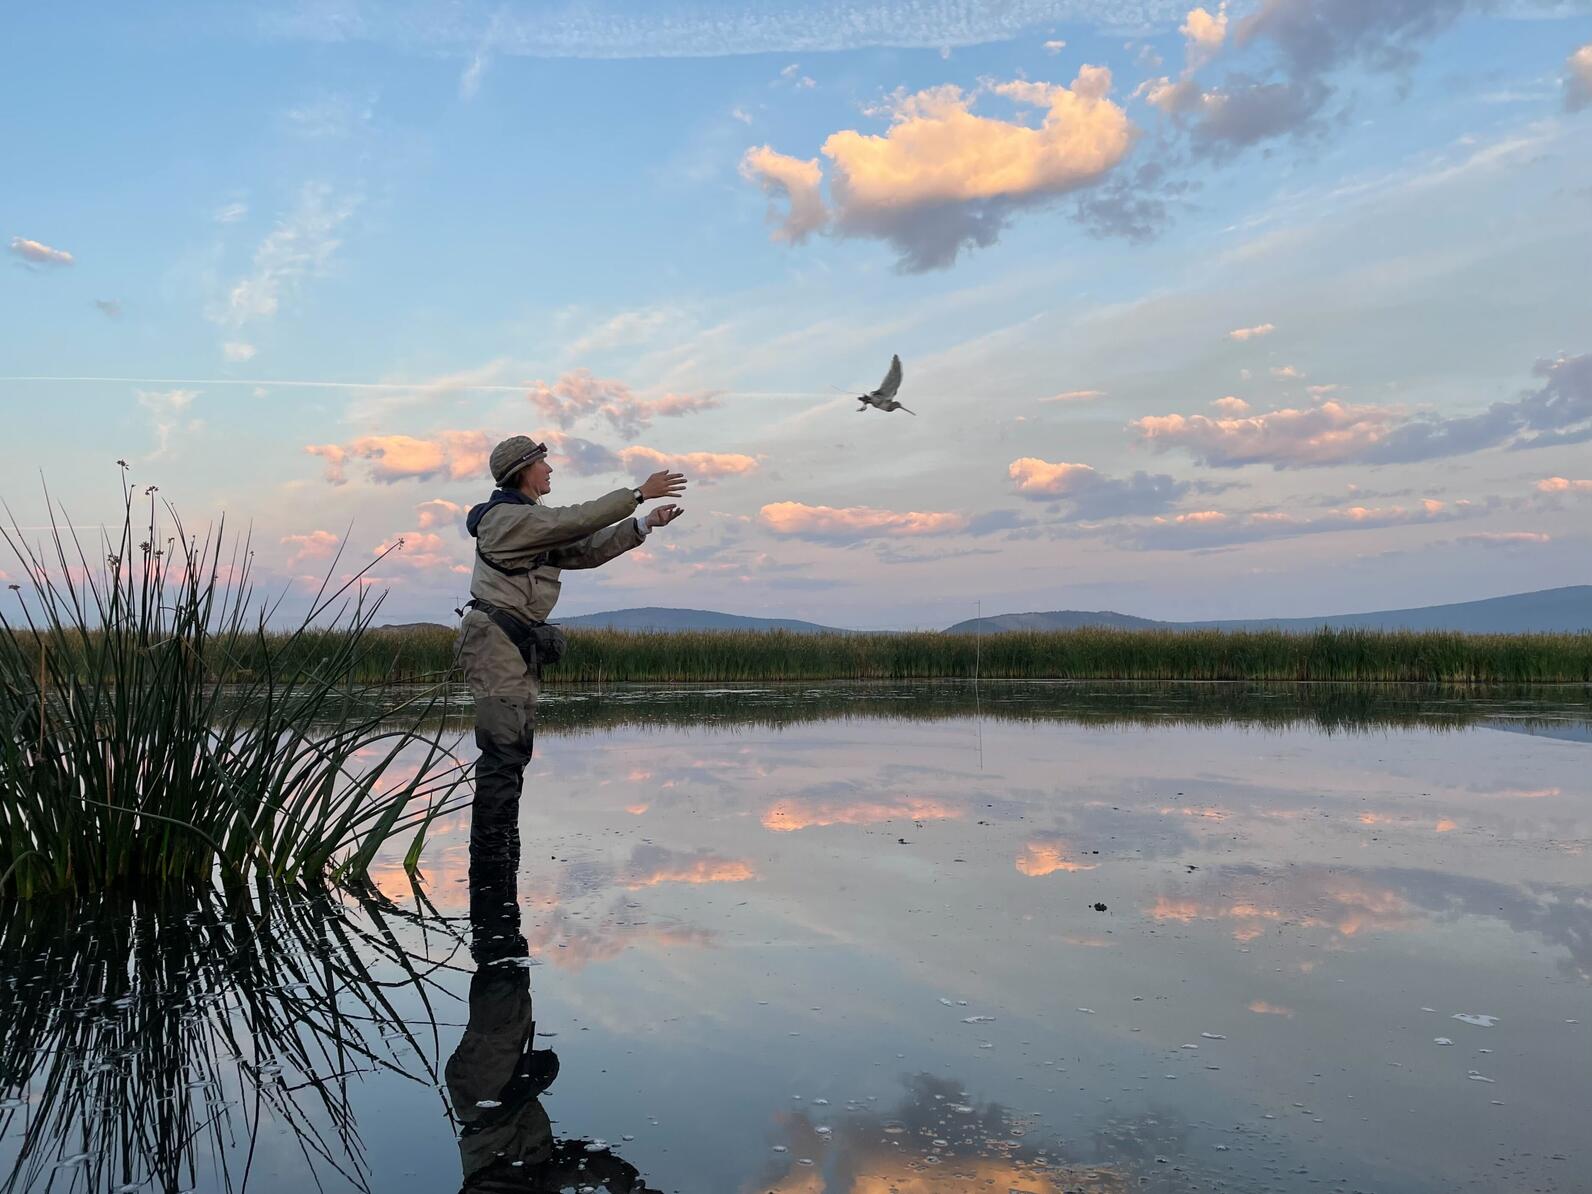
[{"left": 974, "top": 599, "right": 983, "bottom": 770}]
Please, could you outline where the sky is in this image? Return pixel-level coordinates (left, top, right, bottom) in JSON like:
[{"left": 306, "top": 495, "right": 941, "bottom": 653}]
[{"left": 3, "top": 0, "right": 1591, "bottom": 629}]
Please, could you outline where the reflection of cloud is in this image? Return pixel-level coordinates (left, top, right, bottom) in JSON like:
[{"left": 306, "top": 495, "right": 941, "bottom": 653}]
[
  {"left": 1015, "top": 840, "right": 1097, "bottom": 876},
  {"left": 619, "top": 845, "right": 754, "bottom": 888},
  {"left": 1148, "top": 870, "right": 1415, "bottom": 944},
  {"left": 763, "top": 795, "right": 961, "bottom": 831},
  {"left": 757, "top": 1073, "right": 1138, "bottom": 1194},
  {"left": 1247, "top": 1000, "right": 1293, "bottom": 1017},
  {"left": 1152, "top": 864, "right": 1592, "bottom": 979}
]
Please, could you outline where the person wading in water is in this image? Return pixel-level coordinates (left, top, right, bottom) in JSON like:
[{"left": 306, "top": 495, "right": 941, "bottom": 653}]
[{"left": 458, "top": 435, "right": 685, "bottom": 859}]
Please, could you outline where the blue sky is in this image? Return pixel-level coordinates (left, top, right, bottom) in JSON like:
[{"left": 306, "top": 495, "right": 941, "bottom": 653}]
[{"left": 3, "top": 1, "right": 1590, "bottom": 628}]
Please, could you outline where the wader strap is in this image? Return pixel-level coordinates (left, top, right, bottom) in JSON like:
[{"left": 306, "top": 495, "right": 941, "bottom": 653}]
[{"left": 475, "top": 547, "right": 550, "bottom": 578}]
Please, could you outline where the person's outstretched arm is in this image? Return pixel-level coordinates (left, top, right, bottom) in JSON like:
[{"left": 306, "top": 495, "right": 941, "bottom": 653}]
[
  {"left": 544, "top": 503, "right": 684, "bottom": 570},
  {"left": 480, "top": 472, "right": 685, "bottom": 563}
]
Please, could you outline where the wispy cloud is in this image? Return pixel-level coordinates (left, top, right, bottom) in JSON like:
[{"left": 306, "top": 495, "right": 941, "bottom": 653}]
[
  {"left": 1122, "top": 498, "right": 1476, "bottom": 550},
  {"left": 137, "top": 389, "right": 199, "bottom": 458},
  {"left": 1041, "top": 388, "right": 1105, "bottom": 403},
  {"left": 529, "top": 369, "right": 718, "bottom": 437},
  {"left": 259, "top": 1, "right": 1192, "bottom": 60},
  {"left": 214, "top": 183, "right": 359, "bottom": 336},
  {"left": 1134, "top": 352, "right": 1592, "bottom": 468},
  {"left": 1227, "top": 321, "right": 1274, "bottom": 341}
]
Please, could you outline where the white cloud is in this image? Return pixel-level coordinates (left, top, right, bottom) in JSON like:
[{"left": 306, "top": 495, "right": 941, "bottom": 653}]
[
  {"left": 214, "top": 201, "right": 249, "bottom": 224},
  {"left": 1180, "top": 4, "right": 1227, "bottom": 68},
  {"left": 1044, "top": 39, "right": 1068, "bottom": 54},
  {"left": 1041, "top": 388, "right": 1105, "bottom": 403},
  {"left": 222, "top": 341, "right": 257, "bottom": 362},
  {"left": 1227, "top": 322, "right": 1274, "bottom": 341},
  {"left": 8, "top": 237, "right": 73, "bottom": 266}
]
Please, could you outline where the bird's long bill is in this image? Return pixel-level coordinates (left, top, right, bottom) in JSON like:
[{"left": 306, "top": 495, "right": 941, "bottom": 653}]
[{"left": 900, "top": 405, "right": 916, "bottom": 415}]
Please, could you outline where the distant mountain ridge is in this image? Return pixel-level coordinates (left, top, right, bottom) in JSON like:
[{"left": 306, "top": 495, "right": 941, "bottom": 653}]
[
  {"left": 945, "top": 586, "right": 1592, "bottom": 636},
  {"left": 555, "top": 606, "right": 847, "bottom": 634},
  {"left": 374, "top": 587, "right": 1592, "bottom": 636}
]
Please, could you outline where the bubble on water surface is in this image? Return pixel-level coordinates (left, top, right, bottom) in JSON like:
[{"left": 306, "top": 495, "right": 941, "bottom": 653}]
[
  {"left": 962, "top": 1015, "right": 995, "bottom": 1023},
  {"left": 1077, "top": 1008, "right": 1095, "bottom": 1014},
  {"left": 1201, "top": 1032, "right": 1226, "bottom": 1039},
  {"left": 1452, "top": 1014, "right": 1498, "bottom": 1027},
  {"left": 1467, "top": 1072, "right": 1495, "bottom": 1083},
  {"left": 1434, "top": 1038, "right": 1454, "bottom": 1045}
]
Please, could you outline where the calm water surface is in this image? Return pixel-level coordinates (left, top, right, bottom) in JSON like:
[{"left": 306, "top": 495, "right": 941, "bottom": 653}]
[{"left": 3, "top": 683, "right": 1590, "bottom": 1193}]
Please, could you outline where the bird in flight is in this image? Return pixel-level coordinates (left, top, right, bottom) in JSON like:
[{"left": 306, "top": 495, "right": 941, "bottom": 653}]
[{"left": 857, "top": 354, "right": 914, "bottom": 414}]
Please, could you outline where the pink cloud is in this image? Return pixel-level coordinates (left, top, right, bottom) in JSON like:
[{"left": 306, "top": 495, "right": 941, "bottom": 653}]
[
  {"left": 305, "top": 431, "right": 491, "bottom": 485},
  {"left": 745, "top": 67, "right": 1135, "bottom": 270},
  {"left": 1226, "top": 322, "right": 1273, "bottom": 342},
  {"left": 760, "top": 501, "right": 969, "bottom": 541},
  {"left": 1538, "top": 477, "right": 1592, "bottom": 494},
  {"left": 529, "top": 370, "right": 718, "bottom": 438},
  {"left": 281, "top": 529, "right": 340, "bottom": 566},
  {"left": 1132, "top": 399, "right": 1404, "bottom": 468},
  {"left": 618, "top": 445, "right": 760, "bottom": 480},
  {"left": 415, "top": 498, "right": 466, "bottom": 529}
]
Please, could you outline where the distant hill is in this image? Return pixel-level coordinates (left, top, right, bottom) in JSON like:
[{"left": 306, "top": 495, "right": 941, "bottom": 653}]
[
  {"left": 946, "top": 586, "right": 1592, "bottom": 636},
  {"left": 555, "top": 606, "right": 848, "bottom": 634},
  {"left": 943, "top": 609, "right": 1162, "bottom": 634}
]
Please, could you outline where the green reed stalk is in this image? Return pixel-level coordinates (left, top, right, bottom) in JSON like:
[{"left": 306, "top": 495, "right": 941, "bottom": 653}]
[{"left": 0, "top": 472, "right": 469, "bottom": 898}]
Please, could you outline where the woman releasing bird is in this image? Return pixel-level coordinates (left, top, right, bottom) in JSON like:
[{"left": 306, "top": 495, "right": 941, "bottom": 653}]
[{"left": 857, "top": 353, "right": 914, "bottom": 414}]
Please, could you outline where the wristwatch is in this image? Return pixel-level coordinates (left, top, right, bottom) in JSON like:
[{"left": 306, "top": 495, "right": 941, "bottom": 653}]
[{"left": 631, "top": 487, "right": 644, "bottom": 504}]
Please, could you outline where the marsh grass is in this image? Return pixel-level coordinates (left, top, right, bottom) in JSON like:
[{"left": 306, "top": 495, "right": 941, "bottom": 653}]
[
  {"left": 0, "top": 474, "right": 469, "bottom": 898},
  {"left": 349, "top": 624, "right": 1592, "bottom": 685}
]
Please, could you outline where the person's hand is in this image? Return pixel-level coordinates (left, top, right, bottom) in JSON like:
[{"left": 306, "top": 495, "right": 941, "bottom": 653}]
[
  {"left": 638, "top": 470, "right": 687, "bottom": 501},
  {"left": 644, "top": 503, "right": 684, "bottom": 530}
]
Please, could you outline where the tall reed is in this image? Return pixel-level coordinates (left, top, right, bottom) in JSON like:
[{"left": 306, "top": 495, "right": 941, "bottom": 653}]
[
  {"left": 306, "top": 624, "right": 1592, "bottom": 685},
  {"left": 0, "top": 473, "right": 469, "bottom": 898}
]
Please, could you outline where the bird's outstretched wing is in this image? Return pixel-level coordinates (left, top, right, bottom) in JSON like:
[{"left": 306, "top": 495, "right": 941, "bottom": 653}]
[{"left": 875, "top": 354, "right": 902, "bottom": 399}]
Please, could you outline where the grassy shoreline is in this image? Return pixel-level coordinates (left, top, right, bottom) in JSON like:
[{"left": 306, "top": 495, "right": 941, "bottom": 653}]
[
  {"left": 16, "top": 625, "right": 1592, "bottom": 687},
  {"left": 359, "top": 625, "right": 1586, "bottom": 684}
]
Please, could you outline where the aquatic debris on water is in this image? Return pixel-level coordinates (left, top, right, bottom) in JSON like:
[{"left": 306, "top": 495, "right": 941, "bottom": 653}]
[{"left": 1452, "top": 1013, "right": 1499, "bottom": 1027}]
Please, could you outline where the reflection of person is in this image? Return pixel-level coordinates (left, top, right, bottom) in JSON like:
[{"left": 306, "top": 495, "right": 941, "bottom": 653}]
[
  {"left": 447, "top": 809, "right": 662, "bottom": 1193},
  {"left": 456, "top": 435, "right": 686, "bottom": 856}
]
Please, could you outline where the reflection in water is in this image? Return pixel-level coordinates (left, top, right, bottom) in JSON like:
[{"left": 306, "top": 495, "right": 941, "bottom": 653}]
[
  {"left": 448, "top": 811, "right": 661, "bottom": 1192},
  {"left": 0, "top": 884, "right": 456, "bottom": 1193}
]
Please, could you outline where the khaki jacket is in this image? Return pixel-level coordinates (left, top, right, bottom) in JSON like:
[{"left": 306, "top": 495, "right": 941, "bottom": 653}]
[{"left": 468, "top": 488, "right": 642, "bottom": 624}]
